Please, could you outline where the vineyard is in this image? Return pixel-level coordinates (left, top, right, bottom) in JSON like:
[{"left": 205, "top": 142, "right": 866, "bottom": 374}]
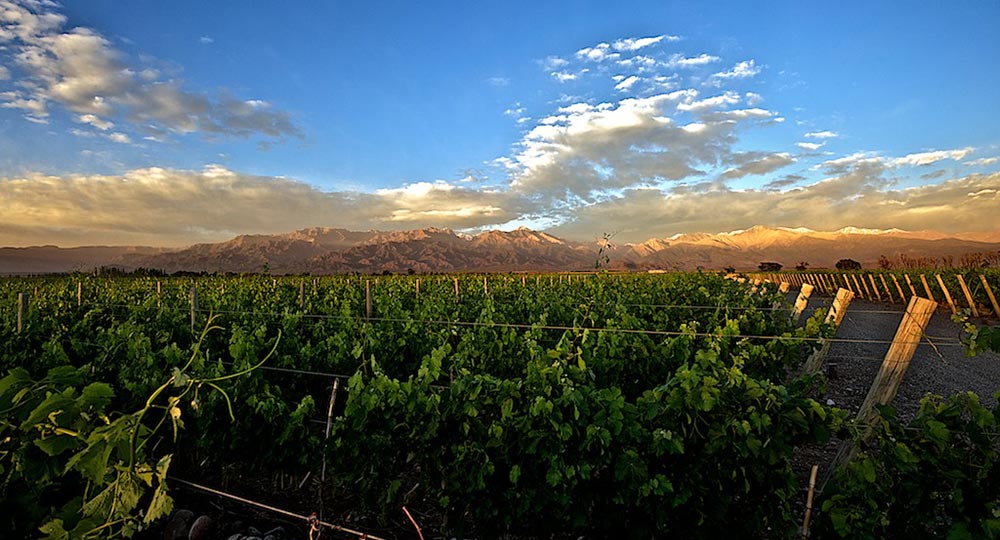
[{"left": 1, "top": 272, "right": 999, "bottom": 540}]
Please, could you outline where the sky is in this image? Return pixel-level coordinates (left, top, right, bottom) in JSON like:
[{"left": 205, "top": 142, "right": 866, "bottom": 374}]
[{"left": 0, "top": 0, "right": 998, "bottom": 247}]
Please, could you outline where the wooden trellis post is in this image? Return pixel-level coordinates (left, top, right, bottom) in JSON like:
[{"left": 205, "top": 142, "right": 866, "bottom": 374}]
[
  {"left": 454, "top": 277, "right": 460, "bottom": 302},
  {"left": 955, "top": 274, "right": 978, "bottom": 318},
  {"left": 856, "top": 296, "right": 938, "bottom": 426},
  {"left": 189, "top": 287, "right": 199, "bottom": 333},
  {"left": 17, "top": 292, "right": 25, "bottom": 334},
  {"left": 867, "top": 275, "right": 882, "bottom": 302},
  {"left": 903, "top": 274, "right": 917, "bottom": 298},
  {"left": 850, "top": 275, "right": 865, "bottom": 299},
  {"left": 879, "top": 274, "right": 894, "bottom": 303},
  {"left": 890, "top": 274, "right": 905, "bottom": 303},
  {"left": 935, "top": 274, "right": 957, "bottom": 315},
  {"left": 77, "top": 281, "right": 82, "bottom": 306},
  {"left": 365, "top": 280, "right": 372, "bottom": 319},
  {"left": 980, "top": 274, "right": 1000, "bottom": 317},
  {"left": 802, "top": 288, "right": 855, "bottom": 374},
  {"left": 792, "top": 283, "right": 814, "bottom": 323},
  {"left": 919, "top": 274, "right": 935, "bottom": 301}
]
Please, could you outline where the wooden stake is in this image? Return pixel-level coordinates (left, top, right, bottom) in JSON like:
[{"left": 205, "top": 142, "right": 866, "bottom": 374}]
[
  {"left": 856, "top": 296, "right": 937, "bottom": 427},
  {"left": 867, "top": 274, "right": 882, "bottom": 302},
  {"left": 890, "top": 274, "right": 905, "bottom": 303},
  {"left": 802, "top": 464, "right": 819, "bottom": 537},
  {"left": 779, "top": 282, "right": 790, "bottom": 293},
  {"left": 980, "top": 274, "right": 1000, "bottom": 318},
  {"left": 189, "top": 287, "right": 199, "bottom": 333},
  {"left": 17, "top": 292, "right": 25, "bottom": 334},
  {"left": 841, "top": 274, "right": 854, "bottom": 295},
  {"left": 156, "top": 281, "right": 161, "bottom": 308},
  {"left": 415, "top": 278, "right": 420, "bottom": 297},
  {"left": 935, "top": 274, "right": 957, "bottom": 315},
  {"left": 850, "top": 274, "right": 866, "bottom": 299},
  {"left": 955, "top": 274, "right": 979, "bottom": 317},
  {"left": 365, "top": 280, "right": 372, "bottom": 319},
  {"left": 484, "top": 276, "right": 488, "bottom": 295},
  {"left": 919, "top": 274, "right": 935, "bottom": 301},
  {"left": 792, "top": 283, "right": 814, "bottom": 323},
  {"left": 521, "top": 275, "right": 526, "bottom": 287},
  {"left": 879, "top": 274, "right": 894, "bottom": 303},
  {"left": 903, "top": 273, "right": 917, "bottom": 298},
  {"left": 803, "top": 288, "right": 854, "bottom": 374},
  {"left": 454, "top": 277, "right": 460, "bottom": 302},
  {"left": 859, "top": 274, "right": 874, "bottom": 299}
]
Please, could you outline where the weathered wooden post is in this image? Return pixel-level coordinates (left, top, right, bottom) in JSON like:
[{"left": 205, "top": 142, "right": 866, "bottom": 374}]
[
  {"left": 903, "top": 273, "right": 917, "bottom": 298},
  {"left": 156, "top": 281, "right": 162, "bottom": 308},
  {"left": 454, "top": 277, "right": 460, "bottom": 302},
  {"left": 17, "top": 292, "right": 25, "bottom": 334},
  {"left": 980, "top": 274, "right": 1000, "bottom": 317},
  {"left": 919, "top": 274, "right": 935, "bottom": 301},
  {"left": 77, "top": 281, "right": 82, "bottom": 307},
  {"left": 829, "top": 295, "right": 937, "bottom": 474},
  {"left": 189, "top": 287, "right": 199, "bottom": 333},
  {"left": 890, "top": 274, "right": 905, "bottom": 303},
  {"left": 792, "top": 283, "right": 815, "bottom": 323},
  {"left": 934, "top": 274, "right": 957, "bottom": 315},
  {"left": 857, "top": 295, "right": 938, "bottom": 422},
  {"left": 955, "top": 274, "right": 978, "bottom": 317},
  {"left": 415, "top": 278, "right": 420, "bottom": 297},
  {"left": 802, "top": 288, "right": 855, "bottom": 374},
  {"left": 879, "top": 274, "right": 894, "bottom": 303},
  {"left": 867, "top": 275, "right": 882, "bottom": 302}
]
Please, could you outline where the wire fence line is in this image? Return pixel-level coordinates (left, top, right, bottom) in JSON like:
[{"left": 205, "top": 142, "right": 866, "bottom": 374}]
[{"left": 7, "top": 298, "right": 968, "bottom": 348}]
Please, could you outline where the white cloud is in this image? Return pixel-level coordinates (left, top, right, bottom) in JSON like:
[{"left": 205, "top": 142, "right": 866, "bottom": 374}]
[
  {"left": 551, "top": 71, "right": 579, "bottom": 82},
  {"left": 0, "top": 65, "right": 9, "bottom": 79},
  {"left": 547, "top": 172, "right": 1000, "bottom": 243},
  {"left": 676, "top": 91, "right": 740, "bottom": 112},
  {"left": 721, "top": 152, "right": 794, "bottom": 179},
  {"left": 487, "top": 76, "right": 510, "bottom": 87},
  {"left": 614, "top": 75, "right": 639, "bottom": 92},
  {"left": 805, "top": 130, "right": 838, "bottom": 139},
  {"left": 0, "top": 0, "right": 301, "bottom": 140},
  {"left": 708, "top": 60, "right": 761, "bottom": 84},
  {"left": 107, "top": 131, "right": 131, "bottom": 144},
  {"left": 541, "top": 55, "right": 568, "bottom": 69},
  {"left": 612, "top": 35, "right": 666, "bottom": 52},
  {"left": 666, "top": 53, "right": 720, "bottom": 68},
  {"left": 889, "top": 147, "right": 974, "bottom": 167},
  {"left": 966, "top": 157, "right": 998, "bottom": 166},
  {"left": 0, "top": 166, "right": 527, "bottom": 246},
  {"left": 199, "top": 36, "right": 214, "bottom": 44},
  {"left": 744, "top": 92, "right": 763, "bottom": 106},
  {"left": 795, "top": 142, "right": 823, "bottom": 151},
  {"left": 77, "top": 113, "right": 113, "bottom": 130},
  {"left": 575, "top": 42, "right": 619, "bottom": 62}
]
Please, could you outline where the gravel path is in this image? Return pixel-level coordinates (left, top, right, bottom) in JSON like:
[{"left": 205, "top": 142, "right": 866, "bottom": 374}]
[
  {"left": 787, "top": 291, "right": 1000, "bottom": 514},
  {"left": 796, "top": 293, "right": 1000, "bottom": 417}
]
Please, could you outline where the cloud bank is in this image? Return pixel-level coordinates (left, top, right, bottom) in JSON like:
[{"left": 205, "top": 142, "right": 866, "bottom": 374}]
[{"left": 0, "top": 0, "right": 301, "bottom": 141}]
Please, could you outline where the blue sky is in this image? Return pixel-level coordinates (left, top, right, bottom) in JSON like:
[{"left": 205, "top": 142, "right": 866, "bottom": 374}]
[{"left": 1, "top": 0, "right": 998, "bottom": 246}]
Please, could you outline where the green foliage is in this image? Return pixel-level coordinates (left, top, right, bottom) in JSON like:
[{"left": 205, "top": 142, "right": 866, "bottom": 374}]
[
  {"left": 816, "top": 393, "right": 1000, "bottom": 539},
  {"left": 0, "top": 316, "right": 272, "bottom": 540},
  {"left": 6, "top": 272, "right": 960, "bottom": 538}
]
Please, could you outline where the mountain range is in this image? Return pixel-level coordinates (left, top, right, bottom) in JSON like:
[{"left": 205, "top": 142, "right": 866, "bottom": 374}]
[{"left": 2, "top": 226, "right": 999, "bottom": 275}]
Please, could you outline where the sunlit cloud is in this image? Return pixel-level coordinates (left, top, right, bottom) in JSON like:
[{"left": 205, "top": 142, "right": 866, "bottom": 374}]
[{"left": 0, "top": 0, "right": 301, "bottom": 141}]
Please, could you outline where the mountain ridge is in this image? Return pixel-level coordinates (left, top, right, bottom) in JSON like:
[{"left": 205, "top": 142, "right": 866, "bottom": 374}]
[{"left": 2, "top": 226, "right": 998, "bottom": 274}]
